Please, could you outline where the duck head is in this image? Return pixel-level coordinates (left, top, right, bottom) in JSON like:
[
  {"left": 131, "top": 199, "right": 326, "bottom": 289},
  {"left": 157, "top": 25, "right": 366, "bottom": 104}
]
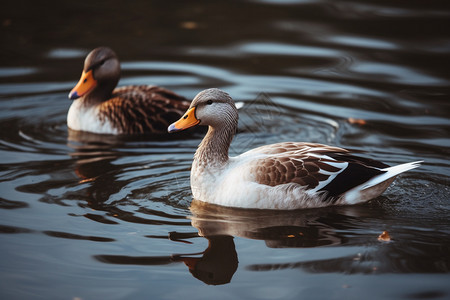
[
  {"left": 68, "top": 47, "right": 120, "bottom": 101},
  {"left": 168, "top": 88, "right": 238, "bottom": 133}
]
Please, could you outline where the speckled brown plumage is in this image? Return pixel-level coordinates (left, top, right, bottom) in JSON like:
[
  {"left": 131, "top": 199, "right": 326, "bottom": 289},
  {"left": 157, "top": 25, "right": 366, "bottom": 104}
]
[
  {"left": 98, "top": 85, "right": 190, "bottom": 134},
  {"left": 246, "top": 143, "right": 344, "bottom": 188}
]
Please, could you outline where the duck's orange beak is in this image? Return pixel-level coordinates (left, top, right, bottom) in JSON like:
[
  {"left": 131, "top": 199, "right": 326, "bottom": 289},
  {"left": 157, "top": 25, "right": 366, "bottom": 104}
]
[
  {"left": 68, "top": 70, "right": 97, "bottom": 100},
  {"left": 180, "top": 257, "right": 200, "bottom": 271},
  {"left": 168, "top": 107, "right": 200, "bottom": 133}
]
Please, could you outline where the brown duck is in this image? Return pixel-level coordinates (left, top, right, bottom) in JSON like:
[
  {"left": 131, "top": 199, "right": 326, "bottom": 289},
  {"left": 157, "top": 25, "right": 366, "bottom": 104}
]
[{"left": 68, "top": 47, "right": 190, "bottom": 135}]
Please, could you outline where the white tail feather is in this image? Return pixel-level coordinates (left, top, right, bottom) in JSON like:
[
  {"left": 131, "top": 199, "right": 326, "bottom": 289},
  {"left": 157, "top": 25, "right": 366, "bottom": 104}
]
[
  {"left": 381, "top": 161, "right": 423, "bottom": 175},
  {"left": 360, "top": 161, "right": 422, "bottom": 190},
  {"left": 344, "top": 161, "right": 422, "bottom": 204}
]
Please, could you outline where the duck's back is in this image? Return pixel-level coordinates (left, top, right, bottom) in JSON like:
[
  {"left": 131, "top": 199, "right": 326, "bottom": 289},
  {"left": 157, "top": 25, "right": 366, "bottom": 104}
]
[{"left": 101, "top": 85, "right": 190, "bottom": 134}]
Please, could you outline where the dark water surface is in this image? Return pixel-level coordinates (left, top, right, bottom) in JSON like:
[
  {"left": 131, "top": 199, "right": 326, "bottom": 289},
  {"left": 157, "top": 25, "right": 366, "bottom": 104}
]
[{"left": 1, "top": 0, "right": 449, "bottom": 299}]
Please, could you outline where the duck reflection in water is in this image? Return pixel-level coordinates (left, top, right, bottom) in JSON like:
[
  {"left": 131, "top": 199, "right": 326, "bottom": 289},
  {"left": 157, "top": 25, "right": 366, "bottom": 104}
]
[
  {"left": 66, "top": 138, "right": 127, "bottom": 210},
  {"left": 93, "top": 199, "right": 450, "bottom": 284},
  {"left": 94, "top": 233, "right": 238, "bottom": 285},
  {"left": 171, "top": 235, "right": 238, "bottom": 285},
  {"left": 189, "top": 200, "right": 345, "bottom": 248},
  {"left": 94, "top": 200, "right": 370, "bottom": 285}
]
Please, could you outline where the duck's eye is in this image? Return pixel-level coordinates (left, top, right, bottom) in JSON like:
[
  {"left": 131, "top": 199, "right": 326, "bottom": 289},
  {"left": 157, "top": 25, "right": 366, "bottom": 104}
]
[
  {"left": 206, "top": 100, "right": 213, "bottom": 105},
  {"left": 99, "top": 60, "right": 105, "bottom": 66}
]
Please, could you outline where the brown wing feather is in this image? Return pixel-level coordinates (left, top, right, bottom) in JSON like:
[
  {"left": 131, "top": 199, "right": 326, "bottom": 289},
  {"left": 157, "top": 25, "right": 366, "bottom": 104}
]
[
  {"left": 248, "top": 142, "right": 349, "bottom": 155},
  {"left": 249, "top": 143, "right": 392, "bottom": 203},
  {"left": 98, "top": 85, "right": 190, "bottom": 134},
  {"left": 251, "top": 154, "right": 325, "bottom": 189},
  {"left": 249, "top": 143, "right": 349, "bottom": 190}
]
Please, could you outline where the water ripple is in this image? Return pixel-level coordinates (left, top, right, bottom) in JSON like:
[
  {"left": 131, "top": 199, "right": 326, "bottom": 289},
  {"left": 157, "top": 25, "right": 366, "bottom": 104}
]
[{"left": 0, "top": 0, "right": 449, "bottom": 297}]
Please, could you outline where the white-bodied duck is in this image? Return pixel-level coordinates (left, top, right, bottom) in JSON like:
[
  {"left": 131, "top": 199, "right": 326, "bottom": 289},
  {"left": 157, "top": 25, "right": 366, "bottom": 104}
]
[
  {"left": 168, "top": 88, "right": 421, "bottom": 210},
  {"left": 68, "top": 47, "right": 190, "bottom": 135}
]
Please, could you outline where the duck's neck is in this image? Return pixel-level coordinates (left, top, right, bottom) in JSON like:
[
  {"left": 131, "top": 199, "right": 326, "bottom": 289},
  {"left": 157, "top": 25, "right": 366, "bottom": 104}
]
[
  {"left": 81, "top": 80, "right": 117, "bottom": 107},
  {"left": 194, "top": 124, "right": 236, "bottom": 169}
]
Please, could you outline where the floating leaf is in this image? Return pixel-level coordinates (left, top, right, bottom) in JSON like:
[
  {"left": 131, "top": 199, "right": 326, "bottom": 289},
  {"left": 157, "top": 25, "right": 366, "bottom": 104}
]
[
  {"left": 347, "top": 117, "right": 367, "bottom": 125},
  {"left": 378, "top": 231, "right": 391, "bottom": 242}
]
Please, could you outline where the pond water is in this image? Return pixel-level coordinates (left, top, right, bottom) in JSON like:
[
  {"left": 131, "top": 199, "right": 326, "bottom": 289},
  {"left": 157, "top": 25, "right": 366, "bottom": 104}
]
[{"left": 1, "top": 0, "right": 449, "bottom": 299}]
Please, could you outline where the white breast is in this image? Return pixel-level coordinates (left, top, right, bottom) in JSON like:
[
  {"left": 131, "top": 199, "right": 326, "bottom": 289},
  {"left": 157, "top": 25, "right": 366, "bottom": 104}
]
[{"left": 67, "top": 101, "right": 119, "bottom": 135}]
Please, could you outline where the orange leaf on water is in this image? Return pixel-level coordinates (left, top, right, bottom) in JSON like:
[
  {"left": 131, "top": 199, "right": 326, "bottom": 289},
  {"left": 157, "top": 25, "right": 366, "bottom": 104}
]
[
  {"left": 378, "top": 231, "right": 391, "bottom": 242},
  {"left": 347, "top": 118, "right": 367, "bottom": 125}
]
